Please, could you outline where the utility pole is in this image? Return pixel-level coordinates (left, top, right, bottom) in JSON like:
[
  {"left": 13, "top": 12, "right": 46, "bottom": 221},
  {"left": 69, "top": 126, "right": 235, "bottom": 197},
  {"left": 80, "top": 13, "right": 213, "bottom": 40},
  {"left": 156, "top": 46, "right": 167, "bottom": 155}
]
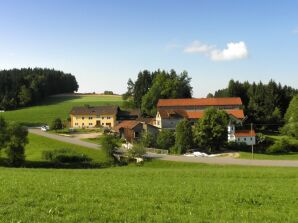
[{"left": 251, "top": 123, "right": 254, "bottom": 159}]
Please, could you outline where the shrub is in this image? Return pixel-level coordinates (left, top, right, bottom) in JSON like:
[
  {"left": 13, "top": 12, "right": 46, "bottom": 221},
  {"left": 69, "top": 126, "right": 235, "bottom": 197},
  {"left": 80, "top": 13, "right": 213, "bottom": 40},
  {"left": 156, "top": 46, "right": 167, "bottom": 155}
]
[
  {"left": 42, "top": 148, "right": 91, "bottom": 163},
  {"left": 157, "top": 129, "right": 175, "bottom": 150},
  {"left": 141, "top": 131, "right": 157, "bottom": 148},
  {"left": 128, "top": 143, "right": 146, "bottom": 159},
  {"left": 226, "top": 141, "right": 249, "bottom": 151},
  {"left": 51, "top": 118, "right": 63, "bottom": 130},
  {"left": 266, "top": 139, "right": 291, "bottom": 154},
  {"left": 174, "top": 119, "right": 193, "bottom": 154},
  {"left": 101, "top": 135, "right": 119, "bottom": 163}
]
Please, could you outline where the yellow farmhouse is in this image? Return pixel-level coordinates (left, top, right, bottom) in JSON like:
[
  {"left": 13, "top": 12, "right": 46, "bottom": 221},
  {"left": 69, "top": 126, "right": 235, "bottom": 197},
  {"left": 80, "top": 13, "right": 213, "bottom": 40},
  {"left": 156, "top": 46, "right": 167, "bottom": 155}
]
[{"left": 70, "top": 105, "right": 119, "bottom": 128}]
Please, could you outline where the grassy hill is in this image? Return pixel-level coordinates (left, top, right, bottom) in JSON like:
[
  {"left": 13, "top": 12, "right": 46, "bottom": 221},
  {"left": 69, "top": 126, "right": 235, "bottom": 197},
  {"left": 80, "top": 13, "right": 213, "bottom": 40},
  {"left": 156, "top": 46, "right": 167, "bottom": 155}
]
[
  {"left": 0, "top": 133, "right": 106, "bottom": 167},
  {"left": 0, "top": 94, "right": 123, "bottom": 126},
  {"left": 0, "top": 161, "right": 297, "bottom": 222}
]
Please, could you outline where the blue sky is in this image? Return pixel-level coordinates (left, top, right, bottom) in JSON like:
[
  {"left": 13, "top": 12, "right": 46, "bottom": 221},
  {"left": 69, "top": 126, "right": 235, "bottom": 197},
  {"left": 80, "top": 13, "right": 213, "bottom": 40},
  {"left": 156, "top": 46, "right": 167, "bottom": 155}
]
[{"left": 0, "top": 0, "right": 298, "bottom": 97}]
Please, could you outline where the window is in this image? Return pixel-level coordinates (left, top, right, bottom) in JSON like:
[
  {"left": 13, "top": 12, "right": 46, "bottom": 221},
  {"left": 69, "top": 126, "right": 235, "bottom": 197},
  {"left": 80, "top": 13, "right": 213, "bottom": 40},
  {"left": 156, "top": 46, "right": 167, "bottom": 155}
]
[
  {"left": 107, "top": 116, "right": 111, "bottom": 119},
  {"left": 89, "top": 117, "right": 93, "bottom": 120},
  {"left": 82, "top": 123, "right": 85, "bottom": 126},
  {"left": 250, "top": 137, "right": 253, "bottom": 140},
  {"left": 82, "top": 117, "right": 85, "bottom": 120},
  {"left": 89, "top": 123, "right": 93, "bottom": 126},
  {"left": 75, "top": 123, "right": 78, "bottom": 126},
  {"left": 102, "top": 117, "right": 104, "bottom": 120},
  {"left": 244, "top": 138, "right": 246, "bottom": 141}
]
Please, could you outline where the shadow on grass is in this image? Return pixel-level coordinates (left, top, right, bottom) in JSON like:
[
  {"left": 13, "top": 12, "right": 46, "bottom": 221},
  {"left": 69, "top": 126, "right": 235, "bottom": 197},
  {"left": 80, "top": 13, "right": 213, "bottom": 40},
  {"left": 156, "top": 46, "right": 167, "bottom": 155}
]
[{"left": 0, "top": 157, "right": 106, "bottom": 169}]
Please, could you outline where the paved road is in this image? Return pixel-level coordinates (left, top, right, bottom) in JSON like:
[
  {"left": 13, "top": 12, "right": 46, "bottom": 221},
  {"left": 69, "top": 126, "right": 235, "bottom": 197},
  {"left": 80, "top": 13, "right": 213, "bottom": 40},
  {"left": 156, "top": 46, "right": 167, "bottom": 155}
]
[
  {"left": 29, "top": 129, "right": 298, "bottom": 167},
  {"left": 28, "top": 128, "right": 100, "bottom": 150},
  {"left": 146, "top": 154, "right": 298, "bottom": 167}
]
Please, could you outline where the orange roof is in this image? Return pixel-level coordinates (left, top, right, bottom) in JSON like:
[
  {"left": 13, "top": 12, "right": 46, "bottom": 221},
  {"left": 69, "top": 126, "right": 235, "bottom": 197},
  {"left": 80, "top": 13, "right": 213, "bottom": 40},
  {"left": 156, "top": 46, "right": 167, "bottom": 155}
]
[
  {"left": 157, "top": 97, "right": 242, "bottom": 107},
  {"left": 114, "top": 120, "right": 141, "bottom": 131},
  {"left": 235, "top": 130, "right": 256, "bottom": 137}
]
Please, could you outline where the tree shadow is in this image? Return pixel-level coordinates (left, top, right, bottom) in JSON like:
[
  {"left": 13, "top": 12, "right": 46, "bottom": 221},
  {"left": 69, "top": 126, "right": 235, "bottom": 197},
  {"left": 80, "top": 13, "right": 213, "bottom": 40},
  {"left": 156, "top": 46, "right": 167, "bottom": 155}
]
[{"left": 0, "top": 157, "right": 105, "bottom": 169}]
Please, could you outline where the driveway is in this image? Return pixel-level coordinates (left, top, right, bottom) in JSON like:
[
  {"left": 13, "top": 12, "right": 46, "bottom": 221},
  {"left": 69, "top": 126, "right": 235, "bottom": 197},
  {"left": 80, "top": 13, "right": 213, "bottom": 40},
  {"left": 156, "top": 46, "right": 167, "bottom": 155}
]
[
  {"left": 146, "top": 154, "right": 298, "bottom": 167},
  {"left": 28, "top": 128, "right": 100, "bottom": 150}
]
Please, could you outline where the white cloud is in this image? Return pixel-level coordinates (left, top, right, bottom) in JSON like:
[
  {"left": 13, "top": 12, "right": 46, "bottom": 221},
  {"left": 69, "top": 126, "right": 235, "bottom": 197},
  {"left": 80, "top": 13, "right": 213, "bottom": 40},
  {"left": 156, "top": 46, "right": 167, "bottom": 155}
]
[
  {"left": 210, "top": 41, "right": 248, "bottom": 61},
  {"left": 184, "top": 41, "right": 214, "bottom": 53},
  {"left": 184, "top": 40, "right": 248, "bottom": 61}
]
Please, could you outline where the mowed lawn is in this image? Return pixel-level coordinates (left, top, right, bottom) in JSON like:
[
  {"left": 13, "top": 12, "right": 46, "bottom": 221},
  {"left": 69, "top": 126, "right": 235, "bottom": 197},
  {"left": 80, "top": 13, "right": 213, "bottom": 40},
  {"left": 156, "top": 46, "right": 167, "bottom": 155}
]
[
  {"left": 0, "top": 94, "right": 123, "bottom": 126},
  {"left": 0, "top": 161, "right": 297, "bottom": 222}
]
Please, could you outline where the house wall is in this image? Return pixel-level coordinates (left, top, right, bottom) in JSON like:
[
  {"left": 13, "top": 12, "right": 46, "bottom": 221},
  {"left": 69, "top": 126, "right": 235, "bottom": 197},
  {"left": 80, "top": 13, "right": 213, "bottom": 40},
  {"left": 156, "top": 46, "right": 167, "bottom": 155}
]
[
  {"left": 236, "top": 136, "right": 256, "bottom": 145},
  {"left": 161, "top": 118, "right": 182, "bottom": 129},
  {"left": 70, "top": 114, "right": 116, "bottom": 128}
]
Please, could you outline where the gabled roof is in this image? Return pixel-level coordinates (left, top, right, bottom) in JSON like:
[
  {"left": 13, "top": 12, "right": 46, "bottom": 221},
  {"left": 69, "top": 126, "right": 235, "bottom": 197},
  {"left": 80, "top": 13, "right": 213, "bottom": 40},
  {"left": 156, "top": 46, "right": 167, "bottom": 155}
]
[
  {"left": 114, "top": 120, "right": 141, "bottom": 131},
  {"left": 158, "top": 109, "right": 244, "bottom": 120},
  {"left": 158, "top": 109, "right": 188, "bottom": 119},
  {"left": 70, "top": 105, "right": 118, "bottom": 116},
  {"left": 235, "top": 130, "right": 256, "bottom": 137},
  {"left": 157, "top": 97, "right": 242, "bottom": 107}
]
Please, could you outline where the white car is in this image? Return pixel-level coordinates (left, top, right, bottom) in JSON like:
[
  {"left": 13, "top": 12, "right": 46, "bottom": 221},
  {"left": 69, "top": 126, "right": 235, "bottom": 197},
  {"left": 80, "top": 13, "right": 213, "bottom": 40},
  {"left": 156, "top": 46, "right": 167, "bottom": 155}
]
[{"left": 41, "top": 125, "right": 50, "bottom": 131}]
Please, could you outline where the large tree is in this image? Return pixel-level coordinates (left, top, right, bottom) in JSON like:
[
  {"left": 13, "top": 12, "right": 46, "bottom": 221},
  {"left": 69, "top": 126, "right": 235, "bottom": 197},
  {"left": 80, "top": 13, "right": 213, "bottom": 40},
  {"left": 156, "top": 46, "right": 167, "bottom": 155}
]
[
  {"left": 193, "top": 108, "right": 229, "bottom": 152},
  {"left": 123, "top": 69, "right": 192, "bottom": 116},
  {"left": 281, "top": 95, "right": 298, "bottom": 139},
  {"left": 141, "top": 70, "right": 192, "bottom": 116}
]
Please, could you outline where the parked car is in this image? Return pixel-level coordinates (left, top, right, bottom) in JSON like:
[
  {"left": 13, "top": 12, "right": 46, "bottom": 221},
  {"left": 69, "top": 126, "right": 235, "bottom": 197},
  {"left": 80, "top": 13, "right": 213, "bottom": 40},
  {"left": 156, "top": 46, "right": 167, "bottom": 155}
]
[{"left": 41, "top": 125, "right": 50, "bottom": 131}]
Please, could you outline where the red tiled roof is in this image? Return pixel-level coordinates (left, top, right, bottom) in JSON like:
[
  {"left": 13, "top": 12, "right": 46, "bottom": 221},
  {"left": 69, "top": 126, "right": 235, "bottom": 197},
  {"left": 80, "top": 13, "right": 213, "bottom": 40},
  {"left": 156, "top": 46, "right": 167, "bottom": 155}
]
[
  {"left": 157, "top": 97, "right": 242, "bottom": 107},
  {"left": 114, "top": 120, "right": 141, "bottom": 131},
  {"left": 158, "top": 109, "right": 244, "bottom": 119},
  {"left": 158, "top": 109, "right": 188, "bottom": 119},
  {"left": 235, "top": 130, "right": 256, "bottom": 137}
]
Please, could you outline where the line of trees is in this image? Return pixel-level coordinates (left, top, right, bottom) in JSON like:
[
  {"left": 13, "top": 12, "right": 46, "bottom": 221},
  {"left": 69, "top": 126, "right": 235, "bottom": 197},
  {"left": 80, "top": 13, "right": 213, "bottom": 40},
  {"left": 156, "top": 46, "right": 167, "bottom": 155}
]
[
  {"left": 209, "top": 79, "right": 298, "bottom": 130},
  {"left": 0, "top": 68, "right": 79, "bottom": 110},
  {"left": 123, "top": 69, "right": 192, "bottom": 116}
]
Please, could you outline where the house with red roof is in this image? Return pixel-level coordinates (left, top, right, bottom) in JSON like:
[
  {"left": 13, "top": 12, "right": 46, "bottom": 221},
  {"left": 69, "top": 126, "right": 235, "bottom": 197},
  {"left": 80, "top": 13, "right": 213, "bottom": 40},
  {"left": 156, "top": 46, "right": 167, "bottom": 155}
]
[{"left": 155, "top": 97, "right": 256, "bottom": 145}]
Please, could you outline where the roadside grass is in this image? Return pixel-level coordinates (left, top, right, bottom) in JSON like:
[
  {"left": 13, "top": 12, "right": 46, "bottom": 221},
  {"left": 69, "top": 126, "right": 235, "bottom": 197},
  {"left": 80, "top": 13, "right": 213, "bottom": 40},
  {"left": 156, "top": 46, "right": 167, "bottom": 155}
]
[
  {"left": 0, "top": 160, "right": 297, "bottom": 222},
  {"left": 238, "top": 134, "right": 298, "bottom": 160},
  {"left": 239, "top": 151, "right": 298, "bottom": 160},
  {"left": 0, "top": 94, "right": 122, "bottom": 126},
  {"left": 0, "top": 133, "right": 107, "bottom": 167}
]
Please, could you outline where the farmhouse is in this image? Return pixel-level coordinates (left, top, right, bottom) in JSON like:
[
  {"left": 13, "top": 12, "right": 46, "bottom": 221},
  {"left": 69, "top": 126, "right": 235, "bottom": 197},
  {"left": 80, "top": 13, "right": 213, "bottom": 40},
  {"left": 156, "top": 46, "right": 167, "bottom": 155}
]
[
  {"left": 154, "top": 97, "right": 255, "bottom": 145},
  {"left": 113, "top": 120, "right": 159, "bottom": 142},
  {"left": 155, "top": 97, "right": 244, "bottom": 128},
  {"left": 69, "top": 105, "right": 139, "bottom": 128}
]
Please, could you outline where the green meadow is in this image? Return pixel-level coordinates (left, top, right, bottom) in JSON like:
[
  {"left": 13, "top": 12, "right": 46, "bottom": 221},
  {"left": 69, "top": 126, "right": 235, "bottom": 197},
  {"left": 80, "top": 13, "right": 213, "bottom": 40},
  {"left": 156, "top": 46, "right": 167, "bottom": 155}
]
[
  {"left": 0, "top": 160, "right": 297, "bottom": 222},
  {"left": 0, "top": 94, "right": 123, "bottom": 126},
  {"left": 0, "top": 133, "right": 106, "bottom": 167}
]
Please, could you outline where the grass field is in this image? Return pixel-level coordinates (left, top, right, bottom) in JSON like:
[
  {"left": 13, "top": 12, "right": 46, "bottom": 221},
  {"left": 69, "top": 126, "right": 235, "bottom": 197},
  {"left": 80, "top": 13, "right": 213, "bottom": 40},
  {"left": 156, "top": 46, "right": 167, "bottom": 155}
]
[
  {"left": 0, "top": 160, "right": 297, "bottom": 222},
  {"left": 0, "top": 133, "right": 106, "bottom": 166},
  {"left": 239, "top": 151, "right": 298, "bottom": 160},
  {"left": 0, "top": 94, "right": 123, "bottom": 126}
]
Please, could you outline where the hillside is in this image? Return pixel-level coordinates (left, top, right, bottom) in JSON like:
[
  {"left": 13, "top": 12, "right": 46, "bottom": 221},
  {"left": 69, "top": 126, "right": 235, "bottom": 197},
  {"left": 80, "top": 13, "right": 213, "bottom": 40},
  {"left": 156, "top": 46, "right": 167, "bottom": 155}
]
[{"left": 0, "top": 94, "right": 123, "bottom": 126}]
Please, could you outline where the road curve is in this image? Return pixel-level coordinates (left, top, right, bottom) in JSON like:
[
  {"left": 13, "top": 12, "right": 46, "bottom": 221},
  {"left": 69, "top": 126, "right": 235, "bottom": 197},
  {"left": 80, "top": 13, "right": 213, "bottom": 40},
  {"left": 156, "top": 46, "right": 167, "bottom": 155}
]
[
  {"left": 28, "top": 128, "right": 100, "bottom": 150},
  {"left": 146, "top": 154, "right": 298, "bottom": 167},
  {"left": 29, "top": 129, "right": 298, "bottom": 167}
]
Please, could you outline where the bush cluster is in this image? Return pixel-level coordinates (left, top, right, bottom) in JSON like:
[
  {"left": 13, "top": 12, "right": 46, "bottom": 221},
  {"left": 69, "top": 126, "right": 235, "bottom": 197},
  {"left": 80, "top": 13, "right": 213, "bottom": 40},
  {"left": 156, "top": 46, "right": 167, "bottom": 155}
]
[
  {"left": 266, "top": 139, "right": 298, "bottom": 154},
  {"left": 42, "top": 148, "right": 92, "bottom": 163}
]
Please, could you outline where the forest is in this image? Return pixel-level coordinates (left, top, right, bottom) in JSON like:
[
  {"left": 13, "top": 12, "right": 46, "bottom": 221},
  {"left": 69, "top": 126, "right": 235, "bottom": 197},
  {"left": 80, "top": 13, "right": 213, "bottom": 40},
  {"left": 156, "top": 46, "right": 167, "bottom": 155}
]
[
  {"left": 210, "top": 79, "right": 298, "bottom": 130},
  {"left": 0, "top": 68, "right": 78, "bottom": 110}
]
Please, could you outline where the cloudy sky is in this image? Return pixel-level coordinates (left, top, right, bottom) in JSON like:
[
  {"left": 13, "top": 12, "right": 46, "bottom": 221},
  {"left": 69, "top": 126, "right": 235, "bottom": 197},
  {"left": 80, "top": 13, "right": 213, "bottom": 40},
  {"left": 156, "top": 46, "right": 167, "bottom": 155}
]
[{"left": 0, "top": 0, "right": 298, "bottom": 97}]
